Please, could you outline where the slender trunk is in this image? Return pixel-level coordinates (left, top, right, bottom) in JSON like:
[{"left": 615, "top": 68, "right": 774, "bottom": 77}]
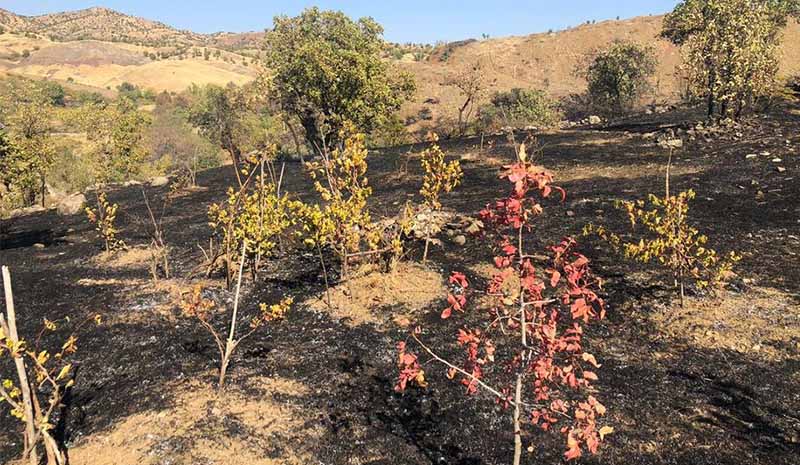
[
  {"left": 514, "top": 225, "right": 527, "bottom": 465},
  {"left": 317, "top": 243, "right": 332, "bottom": 308},
  {"left": 665, "top": 148, "right": 673, "bottom": 199},
  {"left": 220, "top": 241, "right": 247, "bottom": 389},
  {"left": 285, "top": 118, "right": 305, "bottom": 164},
  {"left": 2, "top": 267, "right": 39, "bottom": 465},
  {"left": 513, "top": 374, "right": 523, "bottom": 465}
]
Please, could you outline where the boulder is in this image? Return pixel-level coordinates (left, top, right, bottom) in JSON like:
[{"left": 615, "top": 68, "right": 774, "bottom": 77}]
[
  {"left": 57, "top": 193, "right": 86, "bottom": 216},
  {"left": 588, "top": 115, "right": 602, "bottom": 125},
  {"left": 150, "top": 176, "right": 170, "bottom": 187}
]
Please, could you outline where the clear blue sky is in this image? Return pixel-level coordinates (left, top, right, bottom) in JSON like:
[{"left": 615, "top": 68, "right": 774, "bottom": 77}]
[{"left": 3, "top": 1, "right": 680, "bottom": 43}]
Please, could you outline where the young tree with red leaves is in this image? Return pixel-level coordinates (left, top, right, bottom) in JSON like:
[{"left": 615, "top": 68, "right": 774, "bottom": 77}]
[{"left": 395, "top": 145, "right": 612, "bottom": 464}]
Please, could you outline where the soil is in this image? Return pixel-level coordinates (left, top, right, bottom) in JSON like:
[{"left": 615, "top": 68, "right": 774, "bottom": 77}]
[{"left": 1, "top": 95, "right": 799, "bottom": 465}]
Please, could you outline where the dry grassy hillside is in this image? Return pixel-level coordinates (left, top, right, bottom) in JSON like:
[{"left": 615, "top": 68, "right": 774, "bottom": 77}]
[
  {"left": 2, "top": 8, "right": 799, "bottom": 114},
  {"left": 398, "top": 16, "right": 800, "bottom": 125},
  {"left": 0, "top": 7, "right": 203, "bottom": 46}
]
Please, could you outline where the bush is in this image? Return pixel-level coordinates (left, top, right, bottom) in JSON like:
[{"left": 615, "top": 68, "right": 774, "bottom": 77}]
[
  {"left": 581, "top": 40, "right": 657, "bottom": 115},
  {"left": 478, "top": 88, "right": 561, "bottom": 131}
]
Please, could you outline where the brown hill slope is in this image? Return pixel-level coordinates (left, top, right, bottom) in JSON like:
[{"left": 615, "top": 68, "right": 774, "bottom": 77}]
[
  {"left": 2, "top": 7, "right": 799, "bottom": 114},
  {"left": 8, "top": 7, "right": 203, "bottom": 46},
  {"left": 398, "top": 15, "right": 800, "bottom": 124}
]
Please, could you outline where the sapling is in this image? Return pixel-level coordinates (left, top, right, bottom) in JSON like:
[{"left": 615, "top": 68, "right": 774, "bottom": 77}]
[
  {"left": 85, "top": 192, "right": 125, "bottom": 252},
  {"left": 181, "top": 242, "right": 292, "bottom": 389},
  {"left": 418, "top": 133, "right": 463, "bottom": 262},
  {"left": 396, "top": 145, "right": 611, "bottom": 464},
  {"left": 584, "top": 149, "right": 739, "bottom": 306},
  {"left": 1, "top": 266, "right": 100, "bottom": 465}
]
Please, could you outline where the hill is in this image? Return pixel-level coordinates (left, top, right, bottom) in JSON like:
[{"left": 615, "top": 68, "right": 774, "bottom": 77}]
[
  {"left": 397, "top": 15, "right": 800, "bottom": 125},
  {"left": 0, "top": 7, "right": 203, "bottom": 46},
  {"left": 1, "top": 7, "right": 799, "bottom": 114}
]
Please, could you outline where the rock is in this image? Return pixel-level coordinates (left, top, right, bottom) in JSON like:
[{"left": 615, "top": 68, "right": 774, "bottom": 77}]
[
  {"left": 566, "top": 210, "right": 575, "bottom": 217},
  {"left": 452, "top": 235, "right": 466, "bottom": 246},
  {"left": 745, "top": 154, "right": 758, "bottom": 159},
  {"left": 123, "top": 180, "right": 143, "bottom": 187},
  {"left": 588, "top": 115, "right": 602, "bottom": 125},
  {"left": 56, "top": 193, "right": 86, "bottom": 216},
  {"left": 150, "top": 176, "right": 169, "bottom": 187},
  {"left": 661, "top": 138, "right": 683, "bottom": 149},
  {"left": 33, "top": 243, "right": 46, "bottom": 249},
  {"left": 777, "top": 166, "right": 786, "bottom": 173},
  {"left": 10, "top": 204, "right": 46, "bottom": 218},
  {"left": 771, "top": 158, "right": 782, "bottom": 163}
]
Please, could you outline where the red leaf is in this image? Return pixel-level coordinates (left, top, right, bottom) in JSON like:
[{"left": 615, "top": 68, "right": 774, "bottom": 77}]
[{"left": 441, "top": 307, "right": 452, "bottom": 319}]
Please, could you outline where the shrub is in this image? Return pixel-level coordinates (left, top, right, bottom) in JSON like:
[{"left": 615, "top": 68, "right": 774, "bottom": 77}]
[
  {"left": 85, "top": 192, "right": 125, "bottom": 252},
  {"left": 264, "top": 7, "right": 415, "bottom": 155},
  {"left": 662, "top": 0, "right": 790, "bottom": 119},
  {"left": 585, "top": 189, "right": 739, "bottom": 306},
  {"left": 368, "top": 115, "right": 411, "bottom": 148},
  {"left": 396, "top": 145, "right": 610, "bottom": 464},
  {"left": 478, "top": 88, "right": 562, "bottom": 131},
  {"left": 582, "top": 40, "right": 657, "bottom": 115},
  {"left": 418, "top": 133, "right": 462, "bottom": 261}
]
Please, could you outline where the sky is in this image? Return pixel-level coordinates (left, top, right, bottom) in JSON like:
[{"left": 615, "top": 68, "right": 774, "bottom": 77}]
[{"left": 2, "top": 1, "right": 680, "bottom": 43}]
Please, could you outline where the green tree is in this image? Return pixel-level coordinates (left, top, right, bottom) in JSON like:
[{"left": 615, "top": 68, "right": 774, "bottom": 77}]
[
  {"left": 79, "top": 98, "right": 152, "bottom": 184},
  {"left": 0, "top": 81, "right": 55, "bottom": 207},
  {"left": 582, "top": 41, "right": 657, "bottom": 114},
  {"left": 263, "top": 7, "right": 415, "bottom": 154},
  {"left": 187, "top": 84, "right": 250, "bottom": 184},
  {"left": 662, "top": 0, "right": 791, "bottom": 119}
]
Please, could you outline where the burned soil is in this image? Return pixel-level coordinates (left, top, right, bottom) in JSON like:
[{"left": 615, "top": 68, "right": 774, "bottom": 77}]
[{"left": 1, "top": 97, "right": 799, "bottom": 465}]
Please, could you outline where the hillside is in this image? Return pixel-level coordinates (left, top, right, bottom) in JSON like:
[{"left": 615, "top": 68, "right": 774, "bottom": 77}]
[
  {"left": 0, "top": 8, "right": 799, "bottom": 113},
  {"left": 0, "top": 7, "right": 203, "bottom": 46},
  {"left": 397, "top": 15, "right": 800, "bottom": 125}
]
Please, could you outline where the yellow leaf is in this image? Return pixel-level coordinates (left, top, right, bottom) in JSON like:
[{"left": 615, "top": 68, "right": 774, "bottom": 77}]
[{"left": 599, "top": 425, "right": 614, "bottom": 440}]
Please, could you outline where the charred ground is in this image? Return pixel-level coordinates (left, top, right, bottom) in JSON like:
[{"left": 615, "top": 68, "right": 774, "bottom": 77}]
[{"left": 1, "top": 96, "right": 799, "bottom": 465}]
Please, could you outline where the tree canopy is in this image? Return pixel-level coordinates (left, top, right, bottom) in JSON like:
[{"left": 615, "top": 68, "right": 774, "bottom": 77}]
[
  {"left": 263, "top": 7, "right": 415, "bottom": 154},
  {"left": 583, "top": 41, "right": 657, "bottom": 115},
  {"left": 662, "top": 0, "right": 792, "bottom": 118}
]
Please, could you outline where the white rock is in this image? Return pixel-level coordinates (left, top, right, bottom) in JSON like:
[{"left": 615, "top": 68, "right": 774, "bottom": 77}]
[
  {"left": 150, "top": 176, "right": 169, "bottom": 187},
  {"left": 56, "top": 193, "right": 86, "bottom": 216}
]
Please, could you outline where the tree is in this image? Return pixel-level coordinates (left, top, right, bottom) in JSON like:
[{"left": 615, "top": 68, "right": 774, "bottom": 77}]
[
  {"left": 146, "top": 106, "right": 220, "bottom": 187},
  {"left": 662, "top": 0, "right": 791, "bottom": 119},
  {"left": 0, "top": 81, "right": 55, "bottom": 207},
  {"left": 397, "top": 145, "right": 610, "bottom": 464},
  {"left": 79, "top": 98, "right": 151, "bottom": 184},
  {"left": 187, "top": 84, "right": 250, "bottom": 185},
  {"left": 263, "top": 7, "right": 415, "bottom": 154},
  {"left": 445, "top": 62, "right": 491, "bottom": 135},
  {"left": 582, "top": 41, "right": 657, "bottom": 114}
]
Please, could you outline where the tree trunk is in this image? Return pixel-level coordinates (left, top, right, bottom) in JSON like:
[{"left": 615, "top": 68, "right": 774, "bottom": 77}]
[
  {"left": 513, "top": 374, "right": 523, "bottom": 465},
  {"left": 2, "top": 267, "right": 39, "bottom": 465}
]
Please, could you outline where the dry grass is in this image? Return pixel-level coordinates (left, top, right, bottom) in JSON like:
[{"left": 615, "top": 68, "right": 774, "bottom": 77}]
[
  {"left": 650, "top": 287, "right": 800, "bottom": 361},
  {"left": 60, "top": 377, "right": 319, "bottom": 465},
  {"left": 305, "top": 262, "right": 446, "bottom": 327}
]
